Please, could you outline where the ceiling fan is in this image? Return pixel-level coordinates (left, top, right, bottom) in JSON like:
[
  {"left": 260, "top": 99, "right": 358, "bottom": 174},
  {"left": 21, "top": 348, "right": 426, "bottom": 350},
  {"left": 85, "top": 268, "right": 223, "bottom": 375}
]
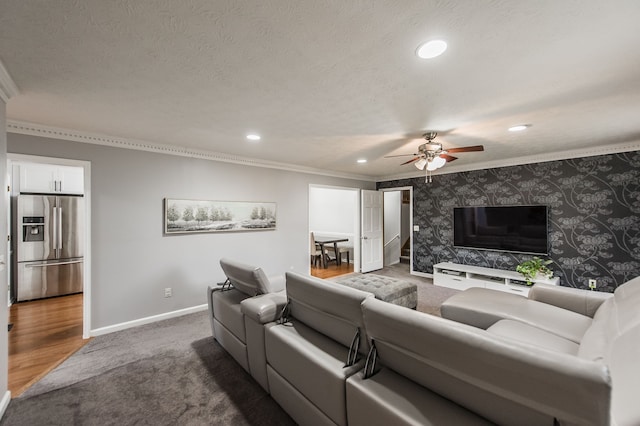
[{"left": 386, "top": 132, "right": 484, "bottom": 182}]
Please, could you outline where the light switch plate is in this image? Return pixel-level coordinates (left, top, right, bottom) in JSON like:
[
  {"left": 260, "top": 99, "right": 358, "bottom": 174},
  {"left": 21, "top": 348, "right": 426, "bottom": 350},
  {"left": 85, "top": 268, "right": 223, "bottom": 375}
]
[{"left": 413, "top": 225, "right": 420, "bottom": 232}]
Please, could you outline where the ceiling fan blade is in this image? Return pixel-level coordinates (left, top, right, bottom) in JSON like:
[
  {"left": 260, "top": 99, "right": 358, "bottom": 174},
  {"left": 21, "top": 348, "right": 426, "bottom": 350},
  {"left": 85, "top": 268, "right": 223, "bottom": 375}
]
[
  {"left": 384, "top": 153, "right": 417, "bottom": 158},
  {"left": 401, "top": 156, "right": 421, "bottom": 165},
  {"left": 440, "top": 154, "right": 458, "bottom": 162},
  {"left": 446, "top": 145, "right": 484, "bottom": 153}
]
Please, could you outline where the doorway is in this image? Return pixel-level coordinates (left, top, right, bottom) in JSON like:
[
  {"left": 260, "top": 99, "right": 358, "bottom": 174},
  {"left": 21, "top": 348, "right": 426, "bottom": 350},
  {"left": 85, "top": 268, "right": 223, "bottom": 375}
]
[
  {"left": 309, "top": 185, "right": 359, "bottom": 279},
  {"left": 6, "top": 154, "right": 91, "bottom": 397},
  {"left": 382, "top": 187, "right": 412, "bottom": 271}
]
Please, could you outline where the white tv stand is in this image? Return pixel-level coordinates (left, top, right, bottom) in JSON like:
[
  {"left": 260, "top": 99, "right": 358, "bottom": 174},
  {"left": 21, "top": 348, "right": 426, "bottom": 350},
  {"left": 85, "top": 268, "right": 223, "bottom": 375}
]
[{"left": 433, "top": 262, "right": 559, "bottom": 296}]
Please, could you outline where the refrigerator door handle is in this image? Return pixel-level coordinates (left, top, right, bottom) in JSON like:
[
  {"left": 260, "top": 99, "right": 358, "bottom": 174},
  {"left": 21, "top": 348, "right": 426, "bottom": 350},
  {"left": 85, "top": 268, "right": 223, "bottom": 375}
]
[
  {"left": 58, "top": 207, "right": 63, "bottom": 249},
  {"left": 25, "top": 259, "right": 83, "bottom": 268},
  {"left": 52, "top": 206, "right": 58, "bottom": 255}
]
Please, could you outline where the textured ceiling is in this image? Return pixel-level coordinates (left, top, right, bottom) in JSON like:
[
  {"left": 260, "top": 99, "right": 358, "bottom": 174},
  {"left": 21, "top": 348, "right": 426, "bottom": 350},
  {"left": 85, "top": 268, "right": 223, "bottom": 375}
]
[{"left": 1, "top": 1, "right": 640, "bottom": 180}]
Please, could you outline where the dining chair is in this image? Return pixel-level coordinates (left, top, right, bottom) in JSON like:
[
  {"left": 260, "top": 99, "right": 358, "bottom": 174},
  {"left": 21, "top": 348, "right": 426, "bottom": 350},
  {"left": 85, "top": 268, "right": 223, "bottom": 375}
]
[
  {"left": 311, "top": 232, "right": 337, "bottom": 267},
  {"left": 310, "top": 232, "right": 323, "bottom": 267},
  {"left": 327, "top": 242, "right": 352, "bottom": 265}
]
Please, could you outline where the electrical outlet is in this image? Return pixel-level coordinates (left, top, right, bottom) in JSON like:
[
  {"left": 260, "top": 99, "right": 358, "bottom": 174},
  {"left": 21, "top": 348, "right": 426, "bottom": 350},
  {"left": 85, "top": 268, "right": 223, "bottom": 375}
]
[
  {"left": 588, "top": 279, "right": 597, "bottom": 290},
  {"left": 164, "top": 287, "right": 172, "bottom": 298}
]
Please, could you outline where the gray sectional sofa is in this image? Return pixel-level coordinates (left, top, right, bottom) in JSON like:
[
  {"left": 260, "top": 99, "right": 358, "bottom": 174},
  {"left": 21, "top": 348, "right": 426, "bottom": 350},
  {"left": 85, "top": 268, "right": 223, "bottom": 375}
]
[{"left": 208, "top": 259, "right": 640, "bottom": 426}]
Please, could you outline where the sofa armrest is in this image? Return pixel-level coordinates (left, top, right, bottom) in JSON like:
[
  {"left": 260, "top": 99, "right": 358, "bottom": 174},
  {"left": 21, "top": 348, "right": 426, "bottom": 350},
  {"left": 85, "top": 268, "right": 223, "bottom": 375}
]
[
  {"left": 241, "top": 291, "right": 287, "bottom": 324},
  {"left": 267, "top": 274, "right": 286, "bottom": 293},
  {"left": 528, "top": 283, "right": 613, "bottom": 318}
]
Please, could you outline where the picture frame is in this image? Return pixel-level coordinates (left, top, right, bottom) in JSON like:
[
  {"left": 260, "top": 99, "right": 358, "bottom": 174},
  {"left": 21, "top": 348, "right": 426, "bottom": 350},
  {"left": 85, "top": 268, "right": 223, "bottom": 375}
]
[{"left": 164, "top": 198, "right": 277, "bottom": 234}]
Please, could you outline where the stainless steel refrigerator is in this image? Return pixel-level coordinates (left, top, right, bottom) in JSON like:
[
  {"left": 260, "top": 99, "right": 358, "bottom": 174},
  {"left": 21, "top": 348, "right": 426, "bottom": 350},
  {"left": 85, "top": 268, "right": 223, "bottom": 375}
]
[{"left": 15, "top": 194, "right": 84, "bottom": 301}]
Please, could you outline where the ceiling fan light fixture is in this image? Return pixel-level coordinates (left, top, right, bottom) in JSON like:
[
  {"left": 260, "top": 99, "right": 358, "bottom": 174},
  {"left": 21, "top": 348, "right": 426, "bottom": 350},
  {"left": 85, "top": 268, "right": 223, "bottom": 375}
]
[
  {"left": 416, "top": 40, "right": 447, "bottom": 59},
  {"left": 433, "top": 156, "right": 446, "bottom": 169},
  {"left": 414, "top": 158, "right": 427, "bottom": 170},
  {"left": 425, "top": 159, "right": 438, "bottom": 171}
]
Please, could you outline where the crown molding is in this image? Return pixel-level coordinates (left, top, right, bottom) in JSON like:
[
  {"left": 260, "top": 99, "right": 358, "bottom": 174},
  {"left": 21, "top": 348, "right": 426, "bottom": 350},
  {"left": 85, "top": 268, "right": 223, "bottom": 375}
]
[
  {"left": 0, "top": 58, "right": 19, "bottom": 103},
  {"left": 377, "top": 139, "right": 640, "bottom": 182},
  {"left": 6, "top": 120, "right": 376, "bottom": 182}
]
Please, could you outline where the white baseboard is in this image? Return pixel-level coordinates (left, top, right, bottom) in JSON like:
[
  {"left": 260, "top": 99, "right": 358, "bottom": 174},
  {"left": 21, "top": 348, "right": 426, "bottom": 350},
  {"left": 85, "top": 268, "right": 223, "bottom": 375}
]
[
  {"left": 90, "top": 304, "right": 208, "bottom": 337},
  {"left": 0, "top": 390, "right": 11, "bottom": 420}
]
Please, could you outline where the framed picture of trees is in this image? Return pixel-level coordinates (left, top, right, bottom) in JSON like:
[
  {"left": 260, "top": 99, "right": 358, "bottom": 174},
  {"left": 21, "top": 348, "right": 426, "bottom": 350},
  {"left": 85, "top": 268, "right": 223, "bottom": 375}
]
[{"left": 164, "top": 198, "right": 277, "bottom": 234}]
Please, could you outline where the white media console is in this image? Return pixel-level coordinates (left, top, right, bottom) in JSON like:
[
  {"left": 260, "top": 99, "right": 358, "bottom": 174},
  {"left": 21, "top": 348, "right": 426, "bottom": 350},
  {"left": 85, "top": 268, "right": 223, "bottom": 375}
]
[{"left": 433, "top": 262, "right": 559, "bottom": 296}]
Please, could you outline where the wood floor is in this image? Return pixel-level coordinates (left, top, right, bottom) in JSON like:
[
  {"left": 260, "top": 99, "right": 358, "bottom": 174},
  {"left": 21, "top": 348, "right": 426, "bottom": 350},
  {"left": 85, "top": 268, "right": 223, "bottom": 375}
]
[
  {"left": 8, "top": 293, "right": 89, "bottom": 397},
  {"left": 311, "top": 261, "right": 354, "bottom": 279}
]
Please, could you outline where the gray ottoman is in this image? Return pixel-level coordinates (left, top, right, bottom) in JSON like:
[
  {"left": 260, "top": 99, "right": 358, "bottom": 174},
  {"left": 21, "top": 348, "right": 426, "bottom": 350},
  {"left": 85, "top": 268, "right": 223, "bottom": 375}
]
[{"left": 336, "top": 274, "right": 417, "bottom": 309}]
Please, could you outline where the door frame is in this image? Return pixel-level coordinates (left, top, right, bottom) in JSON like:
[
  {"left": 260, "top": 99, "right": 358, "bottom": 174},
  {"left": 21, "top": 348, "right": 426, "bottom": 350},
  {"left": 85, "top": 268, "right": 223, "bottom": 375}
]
[
  {"left": 308, "top": 184, "right": 360, "bottom": 274},
  {"left": 379, "top": 186, "right": 413, "bottom": 273},
  {"left": 7, "top": 154, "right": 91, "bottom": 338}
]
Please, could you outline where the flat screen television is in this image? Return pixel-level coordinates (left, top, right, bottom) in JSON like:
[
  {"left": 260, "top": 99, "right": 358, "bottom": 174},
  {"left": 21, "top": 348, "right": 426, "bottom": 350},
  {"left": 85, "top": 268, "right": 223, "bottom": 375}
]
[{"left": 453, "top": 205, "right": 549, "bottom": 255}]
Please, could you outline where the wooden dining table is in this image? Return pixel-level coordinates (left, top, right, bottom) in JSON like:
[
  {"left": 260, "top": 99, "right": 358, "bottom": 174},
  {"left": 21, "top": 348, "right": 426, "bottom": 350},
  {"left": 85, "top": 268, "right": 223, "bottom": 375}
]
[{"left": 314, "top": 237, "right": 349, "bottom": 268}]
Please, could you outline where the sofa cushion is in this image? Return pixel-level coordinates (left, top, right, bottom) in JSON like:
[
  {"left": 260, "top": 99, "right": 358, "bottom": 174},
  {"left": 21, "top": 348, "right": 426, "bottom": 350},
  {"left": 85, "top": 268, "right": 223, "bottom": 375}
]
[
  {"left": 529, "top": 283, "right": 612, "bottom": 318},
  {"left": 614, "top": 276, "right": 640, "bottom": 301},
  {"left": 346, "top": 369, "right": 493, "bottom": 426},
  {"left": 609, "top": 321, "right": 640, "bottom": 426},
  {"left": 286, "top": 272, "right": 374, "bottom": 354},
  {"left": 612, "top": 276, "right": 640, "bottom": 333},
  {"left": 488, "top": 320, "right": 579, "bottom": 355},
  {"left": 441, "top": 287, "right": 593, "bottom": 343},
  {"left": 213, "top": 318, "right": 249, "bottom": 371},
  {"left": 220, "top": 257, "right": 280, "bottom": 296},
  {"left": 211, "top": 288, "right": 247, "bottom": 342},
  {"left": 267, "top": 365, "right": 336, "bottom": 426},
  {"left": 265, "top": 321, "right": 364, "bottom": 426},
  {"left": 579, "top": 277, "right": 640, "bottom": 362}
]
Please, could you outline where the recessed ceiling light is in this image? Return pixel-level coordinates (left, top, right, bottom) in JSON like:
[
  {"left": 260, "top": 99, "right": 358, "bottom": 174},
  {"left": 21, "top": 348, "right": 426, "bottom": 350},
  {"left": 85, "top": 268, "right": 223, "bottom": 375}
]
[
  {"left": 357, "top": 159, "right": 367, "bottom": 164},
  {"left": 246, "top": 134, "right": 261, "bottom": 141},
  {"left": 416, "top": 40, "right": 447, "bottom": 59},
  {"left": 508, "top": 125, "right": 530, "bottom": 132}
]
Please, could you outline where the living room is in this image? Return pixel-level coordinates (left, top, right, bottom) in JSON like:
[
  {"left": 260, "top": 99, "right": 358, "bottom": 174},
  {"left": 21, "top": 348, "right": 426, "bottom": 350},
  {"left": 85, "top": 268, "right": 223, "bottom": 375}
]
[{"left": 0, "top": 1, "right": 639, "bottom": 424}]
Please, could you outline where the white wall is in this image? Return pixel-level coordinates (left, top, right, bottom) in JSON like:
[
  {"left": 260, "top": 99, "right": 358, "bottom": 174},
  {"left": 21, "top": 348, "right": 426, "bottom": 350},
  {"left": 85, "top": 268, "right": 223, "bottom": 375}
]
[
  {"left": 383, "top": 191, "right": 401, "bottom": 265},
  {"left": 309, "top": 186, "right": 357, "bottom": 235},
  {"left": 0, "top": 101, "right": 9, "bottom": 409},
  {"left": 7, "top": 133, "right": 375, "bottom": 330}
]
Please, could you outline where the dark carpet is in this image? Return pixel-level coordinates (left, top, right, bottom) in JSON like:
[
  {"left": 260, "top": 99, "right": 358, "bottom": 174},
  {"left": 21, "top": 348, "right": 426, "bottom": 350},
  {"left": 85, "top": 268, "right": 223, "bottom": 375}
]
[{"left": 1, "top": 312, "right": 294, "bottom": 426}]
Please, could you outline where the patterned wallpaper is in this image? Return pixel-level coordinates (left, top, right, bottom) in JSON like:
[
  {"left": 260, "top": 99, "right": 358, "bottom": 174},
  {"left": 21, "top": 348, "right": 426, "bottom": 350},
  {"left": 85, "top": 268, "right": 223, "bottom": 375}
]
[{"left": 378, "top": 151, "right": 640, "bottom": 291}]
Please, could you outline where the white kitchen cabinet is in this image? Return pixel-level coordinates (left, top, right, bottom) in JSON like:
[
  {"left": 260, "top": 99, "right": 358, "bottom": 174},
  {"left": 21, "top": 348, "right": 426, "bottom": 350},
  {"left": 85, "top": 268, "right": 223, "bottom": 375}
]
[{"left": 19, "top": 163, "right": 84, "bottom": 195}]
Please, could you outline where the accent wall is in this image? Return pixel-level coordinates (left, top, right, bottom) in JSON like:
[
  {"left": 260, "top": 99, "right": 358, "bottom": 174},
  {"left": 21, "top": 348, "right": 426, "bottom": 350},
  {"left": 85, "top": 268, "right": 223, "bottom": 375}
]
[{"left": 378, "top": 152, "right": 640, "bottom": 291}]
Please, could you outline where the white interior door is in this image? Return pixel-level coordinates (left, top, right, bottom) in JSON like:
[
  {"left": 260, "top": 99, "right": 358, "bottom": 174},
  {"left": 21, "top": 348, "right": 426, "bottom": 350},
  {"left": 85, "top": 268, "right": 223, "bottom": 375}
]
[{"left": 361, "top": 190, "right": 383, "bottom": 273}]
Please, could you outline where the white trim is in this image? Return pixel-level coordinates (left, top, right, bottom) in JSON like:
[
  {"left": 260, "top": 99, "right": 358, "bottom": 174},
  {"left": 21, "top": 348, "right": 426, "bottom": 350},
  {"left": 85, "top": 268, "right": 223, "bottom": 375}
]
[
  {"left": 378, "top": 140, "right": 640, "bottom": 182},
  {"left": 0, "top": 390, "right": 11, "bottom": 419},
  {"left": 0, "top": 59, "right": 19, "bottom": 103},
  {"left": 8, "top": 120, "right": 639, "bottom": 184},
  {"left": 90, "top": 304, "right": 208, "bottom": 337},
  {"left": 379, "top": 186, "right": 413, "bottom": 273},
  {"left": 7, "top": 120, "right": 375, "bottom": 182},
  {"left": 7, "top": 154, "right": 92, "bottom": 338},
  {"left": 308, "top": 184, "right": 362, "bottom": 275}
]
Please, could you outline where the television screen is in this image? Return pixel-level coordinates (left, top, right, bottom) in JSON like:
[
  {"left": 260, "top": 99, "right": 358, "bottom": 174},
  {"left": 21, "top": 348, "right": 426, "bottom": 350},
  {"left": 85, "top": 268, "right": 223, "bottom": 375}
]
[{"left": 453, "top": 205, "right": 548, "bottom": 255}]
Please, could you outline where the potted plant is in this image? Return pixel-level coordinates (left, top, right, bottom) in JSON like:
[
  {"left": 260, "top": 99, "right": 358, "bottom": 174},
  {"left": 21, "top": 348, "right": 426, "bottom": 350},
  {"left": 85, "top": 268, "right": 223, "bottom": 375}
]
[{"left": 516, "top": 257, "right": 554, "bottom": 285}]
